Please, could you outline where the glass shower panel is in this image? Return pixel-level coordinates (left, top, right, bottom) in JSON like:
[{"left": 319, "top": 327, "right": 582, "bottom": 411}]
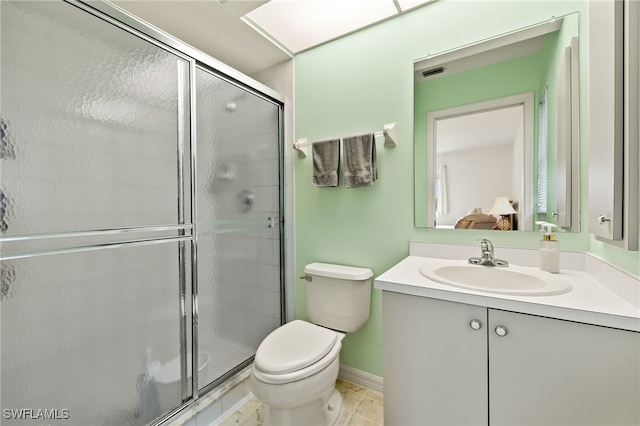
[
  {"left": 1, "top": 241, "right": 189, "bottom": 425},
  {"left": 1, "top": 1, "right": 193, "bottom": 425},
  {"left": 195, "top": 67, "right": 282, "bottom": 389},
  {"left": 1, "top": 1, "right": 190, "bottom": 235}
]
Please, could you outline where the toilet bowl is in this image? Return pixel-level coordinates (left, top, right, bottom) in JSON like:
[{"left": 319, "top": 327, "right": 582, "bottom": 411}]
[
  {"left": 250, "top": 263, "right": 373, "bottom": 426},
  {"left": 250, "top": 320, "right": 345, "bottom": 426}
]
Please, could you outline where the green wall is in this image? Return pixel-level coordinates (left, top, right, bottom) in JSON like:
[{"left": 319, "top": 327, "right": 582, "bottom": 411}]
[{"left": 294, "top": 0, "right": 637, "bottom": 378}]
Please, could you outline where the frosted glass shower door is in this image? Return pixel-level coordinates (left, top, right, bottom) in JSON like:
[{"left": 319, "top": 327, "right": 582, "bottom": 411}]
[
  {"left": 1, "top": 243, "right": 192, "bottom": 425},
  {"left": 195, "top": 67, "right": 283, "bottom": 390},
  {"left": 1, "top": 1, "right": 192, "bottom": 425}
]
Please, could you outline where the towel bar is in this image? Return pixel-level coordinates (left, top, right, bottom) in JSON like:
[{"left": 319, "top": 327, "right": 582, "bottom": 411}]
[{"left": 294, "top": 122, "right": 397, "bottom": 158}]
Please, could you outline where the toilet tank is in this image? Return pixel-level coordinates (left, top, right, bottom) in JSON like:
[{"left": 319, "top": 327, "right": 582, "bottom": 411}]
[{"left": 303, "top": 262, "right": 373, "bottom": 332}]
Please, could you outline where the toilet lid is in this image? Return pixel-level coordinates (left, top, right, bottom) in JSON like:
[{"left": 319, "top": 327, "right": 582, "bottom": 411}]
[{"left": 255, "top": 320, "right": 339, "bottom": 375}]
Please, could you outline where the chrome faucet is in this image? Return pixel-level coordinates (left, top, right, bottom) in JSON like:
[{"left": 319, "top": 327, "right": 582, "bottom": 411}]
[{"left": 468, "top": 238, "right": 509, "bottom": 266}]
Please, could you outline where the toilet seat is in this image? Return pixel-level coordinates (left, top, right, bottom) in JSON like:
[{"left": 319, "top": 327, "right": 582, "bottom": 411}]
[{"left": 253, "top": 320, "right": 344, "bottom": 384}]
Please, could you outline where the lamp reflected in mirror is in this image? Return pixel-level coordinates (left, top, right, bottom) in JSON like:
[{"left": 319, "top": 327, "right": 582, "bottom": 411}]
[{"left": 488, "top": 196, "right": 518, "bottom": 231}]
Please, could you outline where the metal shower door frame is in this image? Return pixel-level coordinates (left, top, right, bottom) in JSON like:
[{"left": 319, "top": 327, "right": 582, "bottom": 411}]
[{"left": 60, "top": 0, "right": 286, "bottom": 423}]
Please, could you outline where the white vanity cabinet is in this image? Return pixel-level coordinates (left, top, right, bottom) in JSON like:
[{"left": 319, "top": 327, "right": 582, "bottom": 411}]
[
  {"left": 383, "top": 293, "right": 489, "bottom": 425},
  {"left": 488, "top": 309, "right": 639, "bottom": 425},
  {"left": 382, "top": 291, "right": 640, "bottom": 426}
]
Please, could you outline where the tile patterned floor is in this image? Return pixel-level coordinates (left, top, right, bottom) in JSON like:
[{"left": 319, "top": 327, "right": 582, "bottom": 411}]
[{"left": 218, "top": 378, "right": 383, "bottom": 426}]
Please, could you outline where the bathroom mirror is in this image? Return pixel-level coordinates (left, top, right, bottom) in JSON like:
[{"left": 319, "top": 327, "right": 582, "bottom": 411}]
[{"left": 414, "top": 13, "right": 581, "bottom": 232}]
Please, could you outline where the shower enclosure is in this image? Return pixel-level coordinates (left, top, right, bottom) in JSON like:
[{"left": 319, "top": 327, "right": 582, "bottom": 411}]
[{"left": 0, "top": 1, "right": 284, "bottom": 425}]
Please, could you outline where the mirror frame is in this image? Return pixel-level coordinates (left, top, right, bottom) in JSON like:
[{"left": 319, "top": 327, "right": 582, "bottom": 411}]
[{"left": 426, "top": 92, "right": 535, "bottom": 230}]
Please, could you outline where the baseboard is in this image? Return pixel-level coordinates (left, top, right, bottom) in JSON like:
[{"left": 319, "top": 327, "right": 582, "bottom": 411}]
[{"left": 338, "top": 364, "right": 383, "bottom": 394}]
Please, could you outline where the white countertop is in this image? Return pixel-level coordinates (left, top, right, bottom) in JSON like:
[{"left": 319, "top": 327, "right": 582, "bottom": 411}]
[{"left": 375, "top": 255, "right": 640, "bottom": 332}]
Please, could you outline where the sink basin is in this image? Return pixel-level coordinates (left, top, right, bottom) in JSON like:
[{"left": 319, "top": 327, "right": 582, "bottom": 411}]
[{"left": 419, "top": 260, "right": 572, "bottom": 296}]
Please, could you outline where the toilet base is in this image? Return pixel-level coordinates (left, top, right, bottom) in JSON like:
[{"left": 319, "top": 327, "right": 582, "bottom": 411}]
[{"left": 263, "top": 388, "right": 343, "bottom": 426}]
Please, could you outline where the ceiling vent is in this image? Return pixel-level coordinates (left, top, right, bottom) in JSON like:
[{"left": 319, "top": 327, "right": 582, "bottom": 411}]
[{"left": 422, "top": 66, "right": 446, "bottom": 77}]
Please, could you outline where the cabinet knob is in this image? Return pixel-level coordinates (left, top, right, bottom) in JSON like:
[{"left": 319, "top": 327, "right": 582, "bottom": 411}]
[
  {"left": 469, "top": 319, "right": 482, "bottom": 330},
  {"left": 598, "top": 215, "right": 611, "bottom": 225},
  {"left": 495, "top": 325, "right": 508, "bottom": 337}
]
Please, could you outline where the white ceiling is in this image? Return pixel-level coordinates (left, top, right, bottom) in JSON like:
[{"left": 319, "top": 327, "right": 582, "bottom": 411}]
[
  {"left": 110, "top": 0, "right": 288, "bottom": 75},
  {"left": 108, "top": 0, "right": 520, "bottom": 151},
  {"left": 437, "top": 105, "right": 524, "bottom": 154},
  {"left": 110, "top": 0, "right": 436, "bottom": 75},
  {"left": 243, "top": 0, "right": 435, "bottom": 55}
]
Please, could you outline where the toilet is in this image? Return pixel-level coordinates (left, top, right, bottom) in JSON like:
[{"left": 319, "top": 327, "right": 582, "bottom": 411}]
[{"left": 250, "top": 262, "right": 373, "bottom": 426}]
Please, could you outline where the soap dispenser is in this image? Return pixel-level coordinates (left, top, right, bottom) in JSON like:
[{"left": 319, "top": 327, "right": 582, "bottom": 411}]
[{"left": 536, "top": 221, "right": 559, "bottom": 273}]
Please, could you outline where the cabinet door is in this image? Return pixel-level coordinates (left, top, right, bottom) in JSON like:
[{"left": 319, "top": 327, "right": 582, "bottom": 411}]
[
  {"left": 383, "top": 292, "right": 488, "bottom": 426},
  {"left": 587, "top": 0, "right": 623, "bottom": 241},
  {"left": 587, "top": 0, "right": 639, "bottom": 249},
  {"left": 489, "top": 310, "right": 640, "bottom": 425}
]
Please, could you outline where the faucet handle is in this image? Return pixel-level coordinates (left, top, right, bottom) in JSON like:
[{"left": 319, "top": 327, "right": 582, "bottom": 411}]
[
  {"left": 477, "top": 238, "right": 493, "bottom": 251},
  {"left": 471, "top": 238, "right": 508, "bottom": 266}
]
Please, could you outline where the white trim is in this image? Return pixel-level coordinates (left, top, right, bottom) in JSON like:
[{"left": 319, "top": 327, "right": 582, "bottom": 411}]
[
  {"left": 338, "top": 364, "right": 383, "bottom": 394},
  {"left": 426, "top": 92, "right": 535, "bottom": 231}
]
